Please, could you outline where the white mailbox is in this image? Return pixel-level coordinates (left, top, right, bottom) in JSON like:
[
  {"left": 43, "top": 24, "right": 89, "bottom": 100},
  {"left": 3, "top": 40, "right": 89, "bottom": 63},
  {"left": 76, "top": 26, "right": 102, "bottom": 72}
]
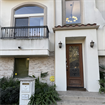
[{"left": 19, "top": 77, "right": 35, "bottom": 105}]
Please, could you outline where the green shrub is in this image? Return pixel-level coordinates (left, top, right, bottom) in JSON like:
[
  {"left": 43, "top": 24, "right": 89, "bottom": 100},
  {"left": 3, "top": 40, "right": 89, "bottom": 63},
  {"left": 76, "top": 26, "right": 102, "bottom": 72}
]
[
  {"left": 0, "top": 77, "right": 20, "bottom": 104},
  {"left": 0, "top": 74, "right": 61, "bottom": 105},
  {"left": 99, "top": 65, "right": 105, "bottom": 93},
  {"left": 28, "top": 74, "right": 61, "bottom": 105},
  {"left": 41, "top": 72, "right": 48, "bottom": 78}
]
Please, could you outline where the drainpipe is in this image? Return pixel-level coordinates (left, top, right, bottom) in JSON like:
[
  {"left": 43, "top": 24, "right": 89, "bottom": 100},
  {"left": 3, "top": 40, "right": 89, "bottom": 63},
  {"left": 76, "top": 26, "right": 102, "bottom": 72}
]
[
  {"left": 54, "top": 0, "right": 56, "bottom": 81},
  {"left": 54, "top": 0, "right": 56, "bottom": 51},
  {"left": 0, "top": 0, "right": 2, "bottom": 37},
  {"left": 54, "top": 0, "right": 56, "bottom": 26}
]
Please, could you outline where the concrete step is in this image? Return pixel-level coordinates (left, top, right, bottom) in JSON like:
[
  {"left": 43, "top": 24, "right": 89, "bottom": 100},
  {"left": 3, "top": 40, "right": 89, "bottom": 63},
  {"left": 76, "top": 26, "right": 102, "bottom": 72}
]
[
  {"left": 57, "top": 91, "right": 105, "bottom": 105},
  {"left": 59, "top": 95, "right": 105, "bottom": 102},
  {"left": 57, "top": 101, "right": 105, "bottom": 105}
]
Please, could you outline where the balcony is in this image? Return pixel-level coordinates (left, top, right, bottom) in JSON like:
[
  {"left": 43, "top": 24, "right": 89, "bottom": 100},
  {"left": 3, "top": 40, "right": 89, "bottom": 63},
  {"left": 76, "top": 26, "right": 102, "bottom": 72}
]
[
  {"left": 0, "top": 26, "right": 50, "bottom": 56},
  {"left": 1, "top": 26, "right": 49, "bottom": 39}
]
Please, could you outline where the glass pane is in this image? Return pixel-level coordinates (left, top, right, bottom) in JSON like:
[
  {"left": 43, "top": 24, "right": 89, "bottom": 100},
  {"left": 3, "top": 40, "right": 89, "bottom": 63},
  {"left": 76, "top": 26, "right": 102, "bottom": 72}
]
[
  {"left": 29, "top": 17, "right": 43, "bottom": 26},
  {"left": 69, "top": 46, "right": 80, "bottom": 77},
  {"left": 66, "top": 1, "right": 81, "bottom": 24},
  {"left": 15, "top": 18, "right": 28, "bottom": 26},
  {"left": 15, "top": 18, "right": 28, "bottom": 37},
  {"left": 15, "top": 6, "right": 44, "bottom": 14},
  {"left": 29, "top": 17, "right": 44, "bottom": 36}
]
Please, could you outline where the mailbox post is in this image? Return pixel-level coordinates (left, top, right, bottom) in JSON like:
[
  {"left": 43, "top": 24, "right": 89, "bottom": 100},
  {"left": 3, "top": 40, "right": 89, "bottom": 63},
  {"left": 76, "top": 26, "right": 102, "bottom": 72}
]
[{"left": 19, "top": 77, "right": 35, "bottom": 105}]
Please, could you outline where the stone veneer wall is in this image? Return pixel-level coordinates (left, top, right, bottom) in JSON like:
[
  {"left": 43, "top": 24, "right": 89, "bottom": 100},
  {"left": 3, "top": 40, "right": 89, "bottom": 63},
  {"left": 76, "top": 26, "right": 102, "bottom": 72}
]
[
  {"left": 29, "top": 56, "right": 55, "bottom": 85},
  {"left": 99, "top": 56, "right": 105, "bottom": 65},
  {"left": 0, "top": 57, "right": 14, "bottom": 78},
  {"left": 0, "top": 56, "right": 55, "bottom": 85}
]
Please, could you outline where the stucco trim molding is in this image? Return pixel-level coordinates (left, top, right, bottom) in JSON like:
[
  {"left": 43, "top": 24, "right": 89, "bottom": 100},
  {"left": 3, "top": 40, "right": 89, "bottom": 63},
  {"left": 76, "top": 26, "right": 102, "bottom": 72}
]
[
  {"left": 53, "top": 25, "right": 99, "bottom": 33},
  {"left": 11, "top": 2, "right": 47, "bottom": 26}
]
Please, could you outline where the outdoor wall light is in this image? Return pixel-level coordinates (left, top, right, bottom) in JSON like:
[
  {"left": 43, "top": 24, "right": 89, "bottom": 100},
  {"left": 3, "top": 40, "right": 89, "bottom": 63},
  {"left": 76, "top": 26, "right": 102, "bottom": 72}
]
[
  {"left": 18, "top": 46, "right": 22, "bottom": 49},
  {"left": 59, "top": 41, "right": 62, "bottom": 48},
  {"left": 90, "top": 40, "right": 94, "bottom": 48}
]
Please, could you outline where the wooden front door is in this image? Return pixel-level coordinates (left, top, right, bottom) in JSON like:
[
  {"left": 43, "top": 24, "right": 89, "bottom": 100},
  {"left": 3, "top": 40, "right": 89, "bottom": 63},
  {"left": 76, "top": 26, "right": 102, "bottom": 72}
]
[{"left": 66, "top": 44, "right": 84, "bottom": 88}]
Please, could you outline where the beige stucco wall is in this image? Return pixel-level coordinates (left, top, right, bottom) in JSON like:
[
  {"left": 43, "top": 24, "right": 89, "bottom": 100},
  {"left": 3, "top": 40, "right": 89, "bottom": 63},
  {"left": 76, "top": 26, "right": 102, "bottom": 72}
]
[
  {"left": 29, "top": 56, "right": 55, "bottom": 84},
  {"left": 96, "top": 0, "right": 105, "bottom": 20},
  {"left": 55, "top": 0, "right": 105, "bottom": 56},
  {"left": 0, "top": 0, "right": 55, "bottom": 51},
  {"left": 0, "top": 0, "right": 105, "bottom": 55},
  {"left": 55, "top": 28, "right": 100, "bottom": 92},
  {"left": 0, "top": 39, "right": 49, "bottom": 56},
  {"left": 0, "top": 57, "right": 14, "bottom": 78},
  {"left": 0, "top": 0, "right": 1, "bottom": 26}
]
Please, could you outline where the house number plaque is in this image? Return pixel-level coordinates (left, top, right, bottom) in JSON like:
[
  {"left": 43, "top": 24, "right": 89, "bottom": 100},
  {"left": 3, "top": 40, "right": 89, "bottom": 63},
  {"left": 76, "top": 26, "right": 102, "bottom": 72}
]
[
  {"left": 22, "top": 94, "right": 29, "bottom": 100},
  {"left": 22, "top": 83, "right": 30, "bottom": 93}
]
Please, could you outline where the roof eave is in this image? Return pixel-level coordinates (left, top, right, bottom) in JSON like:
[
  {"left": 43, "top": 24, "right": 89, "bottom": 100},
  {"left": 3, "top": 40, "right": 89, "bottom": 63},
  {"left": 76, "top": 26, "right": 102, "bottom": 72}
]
[{"left": 53, "top": 25, "right": 99, "bottom": 33}]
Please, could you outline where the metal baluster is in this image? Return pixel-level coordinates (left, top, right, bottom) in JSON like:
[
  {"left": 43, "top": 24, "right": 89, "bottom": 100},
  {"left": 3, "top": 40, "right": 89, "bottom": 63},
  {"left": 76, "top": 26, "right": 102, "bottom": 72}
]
[
  {"left": 24, "top": 28, "right": 25, "bottom": 37},
  {"left": 6, "top": 29, "right": 7, "bottom": 37},
  {"left": 11, "top": 29, "right": 13, "bottom": 37},
  {"left": 1, "top": 28, "right": 3, "bottom": 38},
  {"left": 25, "top": 28, "right": 26, "bottom": 37},
  {"left": 27, "top": 28, "right": 31, "bottom": 37},
  {"left": 34, "top": 28, "right": 35, "bottom": 37},
  {"left": 15, "top": 28, "right": 16, "bottom": 38},
  {"left": 15, "top": 28, "right": 17, "bottom": 38},
  {"left": 32, "top": 28, "right": 33, "bottom": 37},
  {"left": 21, "top": 28, "right": 24, "bottom": 37},
  {"left": 13, "top": 28, "right": 15, "bottom": 38},
  {"left": 29, "top": 28, "right": 31, "bottom": 37},
  {"left": 20, "top": 28, "right": 23, "bottom": 37},
  {"left": 20, "top": 28, "right": 21, "bottom": 37},
  {"left": 9, "top": 28, "right": 10, "bottom": 38},
  {"left": 31, "top": 28, "right": 32, "bottom": 37},
  {"left": 23, "top": 28, "right": 26, "bottom": 37},
  {"left": 44, "top": 27, "right": 45, "bottom": 38},
  {"left": 39, "top": 28, "right": 40, "bottom": 37},
  {"left": 17, "top": 28, "right": 18, "bottom": 37},
  {"left": 36, "top": 28, "right": 37, "bottom": 37},
  {"left": 23, "top": 28, "right": 24, "bottom": 37}
]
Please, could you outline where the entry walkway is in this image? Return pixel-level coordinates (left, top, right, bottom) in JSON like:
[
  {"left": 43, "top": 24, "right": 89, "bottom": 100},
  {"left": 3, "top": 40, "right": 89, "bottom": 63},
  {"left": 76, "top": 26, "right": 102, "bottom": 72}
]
[{"left": 57, "top": 91, "right": 105, "bottom": 105}]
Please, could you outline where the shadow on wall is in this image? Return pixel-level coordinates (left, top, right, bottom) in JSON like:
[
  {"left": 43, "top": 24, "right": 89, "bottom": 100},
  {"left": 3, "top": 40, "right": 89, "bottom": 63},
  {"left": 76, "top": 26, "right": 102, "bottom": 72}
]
[{"left": 95, "top": 0, "right": 105, "bottom": 20}]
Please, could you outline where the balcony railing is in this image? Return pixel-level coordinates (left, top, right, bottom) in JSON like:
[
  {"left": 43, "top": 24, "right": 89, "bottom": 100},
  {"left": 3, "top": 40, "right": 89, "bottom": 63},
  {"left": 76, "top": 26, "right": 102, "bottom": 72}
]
[{"left": 1, "top": 26, "right": 49, "bottom": 39}]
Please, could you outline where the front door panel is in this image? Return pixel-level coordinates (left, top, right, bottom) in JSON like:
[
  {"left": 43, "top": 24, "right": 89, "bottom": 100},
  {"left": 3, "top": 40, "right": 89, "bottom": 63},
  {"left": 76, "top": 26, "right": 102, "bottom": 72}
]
[{"left": 66, "top": 44, "right": 84, "bottom": 88}]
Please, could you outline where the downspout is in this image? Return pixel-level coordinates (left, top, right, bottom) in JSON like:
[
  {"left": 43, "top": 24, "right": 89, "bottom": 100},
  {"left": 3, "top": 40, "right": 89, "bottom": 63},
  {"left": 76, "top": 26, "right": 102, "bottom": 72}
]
[
  {"left": 54, "top": 0, "right": 56, "bottom": 83},
  {"left": 54, "top": 0, "right": 56, "bottom": 27},
  {"left": 0, "top": 0, "right": 2, "bottom": 37},
  {"left": 54, "top": 0, "right": 56, "bottom": 51}
]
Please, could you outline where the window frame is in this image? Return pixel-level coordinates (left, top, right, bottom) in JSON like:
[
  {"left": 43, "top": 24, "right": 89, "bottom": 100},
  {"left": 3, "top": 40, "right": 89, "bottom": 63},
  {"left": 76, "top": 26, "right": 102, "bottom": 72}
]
[
  {"left": 14, "top": 14, "right": 44, "bottom": 27},
  {"left": 11, "top": 2, "right": 47, "bottom": 27},
  {"left": 62, "top": 0, "right": 82, "bottom": 25}
]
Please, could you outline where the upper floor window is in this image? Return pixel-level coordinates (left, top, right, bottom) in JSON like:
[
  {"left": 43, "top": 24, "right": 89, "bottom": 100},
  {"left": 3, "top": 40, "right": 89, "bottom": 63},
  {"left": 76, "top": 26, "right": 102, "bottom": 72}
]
[
  {"left": 15, "top": 6, "right": 44, "bottom": 14},
  {"left": 14, "top": 6, "right": 44, "bottom": 27},
  {"left": 62, "top": 0, "right": 81, "bottom": 25},
  {"left": 66, "top": 0, "right": 81, "bottom": 24}
]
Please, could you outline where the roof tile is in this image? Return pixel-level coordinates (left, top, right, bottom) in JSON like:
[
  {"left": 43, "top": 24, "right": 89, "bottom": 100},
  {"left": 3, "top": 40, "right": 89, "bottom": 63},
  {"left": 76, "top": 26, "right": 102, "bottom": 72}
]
[{"left": 55, "top": 23, "right": 97, "bottom": 28}]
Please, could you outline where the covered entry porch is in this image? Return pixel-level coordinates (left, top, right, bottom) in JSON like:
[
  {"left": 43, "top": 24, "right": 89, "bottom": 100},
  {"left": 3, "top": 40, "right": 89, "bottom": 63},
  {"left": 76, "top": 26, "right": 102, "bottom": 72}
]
[{"left": 53, "top": 24, "right": 100, "bottom": 92}]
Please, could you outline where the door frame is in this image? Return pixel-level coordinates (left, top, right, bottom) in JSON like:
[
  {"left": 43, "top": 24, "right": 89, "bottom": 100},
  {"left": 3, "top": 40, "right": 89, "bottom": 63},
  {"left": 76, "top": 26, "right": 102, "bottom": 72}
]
[{"left": 66, "top": 43, "right": 84, "bottom": 89}]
